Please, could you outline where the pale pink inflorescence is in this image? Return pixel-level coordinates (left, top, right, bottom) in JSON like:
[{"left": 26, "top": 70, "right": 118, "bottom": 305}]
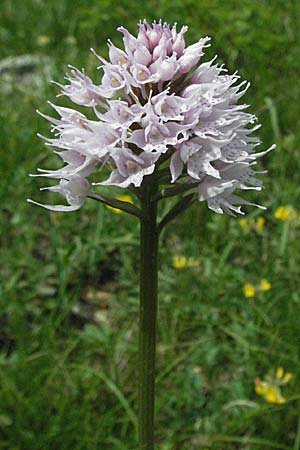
[{"left": 28, "top": 19, "right": 274, "bottom": 215}]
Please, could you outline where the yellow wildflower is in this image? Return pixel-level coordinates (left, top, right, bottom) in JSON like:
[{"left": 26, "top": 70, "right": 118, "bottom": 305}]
[
  {"left": 239, "top": 217, "right": 265, "bottom": 232},
  {"left": 276, "top": 367, "right": 292, "bottom": 384},
  {"left": 266, "top": 387, "right": 286, "bottom": 404},
  {"left": 255, "top": 368, "right": 292, "bottom": 405},
  {"left": 260, "top": 279, "right": 271, "bottom": 291},
  {"left": 243, "top": 283, "right": 255, "bottom": 298},
  {"left": 274, "top": 206, "right": 293, "bottom": 222},
  {"left": 276, "top": 367, "right": 284, "bottom": 379},
  {"left": 239, "top": 218, "right": 249, "bottom": 231},
  {"left": 255, "top": 379, "right": 286, "bottom": 404},
  {"left": 282, "top": 372, "right": 292, "bottom": 384},
  {"left": 265, "top": 385, "right": 278, "bottom": 403},
  {"left": 255, "top": 384, "right": 264, "bottom": 395},
  {"left": 254, "top": 379, "right": 266, "bottom": 395},
  {"left": 105, "top": 195, "right": 133, "bottom": 213},
  {"left": 172, "top": 256, "right": 187, "bottom": 269},
  {"left": 254, "top": 217, "right": 265, "bottom": 231}
]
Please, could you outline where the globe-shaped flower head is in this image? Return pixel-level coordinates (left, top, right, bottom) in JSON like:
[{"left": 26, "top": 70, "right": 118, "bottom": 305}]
[{"left": 28, "top": 19, "right": 274, "bottom": 215}]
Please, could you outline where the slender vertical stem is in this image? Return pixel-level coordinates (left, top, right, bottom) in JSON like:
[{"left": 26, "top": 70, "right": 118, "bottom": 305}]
[
  {"left": 139, "top": 180, "right": 158, "bottom": 450},
  {"left": 294, "top": 409, "right": 300, "bottom": 450}
]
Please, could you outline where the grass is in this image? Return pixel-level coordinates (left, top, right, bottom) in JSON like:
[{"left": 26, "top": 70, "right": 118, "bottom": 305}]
[{"left": 1, "top": 0, "right": 300, "bottom": 449}]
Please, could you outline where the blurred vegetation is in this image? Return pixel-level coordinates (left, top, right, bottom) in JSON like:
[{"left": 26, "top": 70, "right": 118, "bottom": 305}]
[{"left": 0, "top": 0, "right": 300, "bottom": 449}]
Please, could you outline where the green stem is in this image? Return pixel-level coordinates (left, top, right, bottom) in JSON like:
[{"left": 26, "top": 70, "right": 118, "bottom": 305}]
[{"left": 139, "top": 180, "right": 159, "bottom": 450}]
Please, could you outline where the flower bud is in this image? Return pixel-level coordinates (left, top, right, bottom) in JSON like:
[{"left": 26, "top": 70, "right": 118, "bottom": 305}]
[
  {"left": 108, "top": 40, "right": 128, "bottom": 65},
  {"left": 157, "top": 55, "right": 178, "bottom": 81},
  {"left": 152, "top": 35, "right": 169, "bottom": 61},
  {"left": 147, "top": 22, "right": 162, "bottom": 50},
  {"left": 137, "top": 22, "right": 150, "bottom": 47},
  {"left": 173, "top": 26, "right": 188, "bottom": 57},
  {"left": 117, "top": 26, "right": 137, "bottom": 55},
  {"left": 178, "top": 38, "right": 211, "bottom": 74},
  {"left": 133, "top": 44, "right": 152, "bottom": 66}
]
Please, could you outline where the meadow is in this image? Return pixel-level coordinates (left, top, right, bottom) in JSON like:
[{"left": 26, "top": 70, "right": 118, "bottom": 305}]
[{"left": 1, "top": 0, "right": 300, "bottom": 449}]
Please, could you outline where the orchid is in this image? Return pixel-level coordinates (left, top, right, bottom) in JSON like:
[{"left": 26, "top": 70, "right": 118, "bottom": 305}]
[
  {"left": 28, "top": 20, "right": 273, "bottom": 450},
  {"left": 28, "top": 19, "right": 273, "bottom": 216}
]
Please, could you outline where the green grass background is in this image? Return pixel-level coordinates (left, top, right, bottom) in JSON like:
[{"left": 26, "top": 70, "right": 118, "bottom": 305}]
[{"left": 1, "top": 0, "right": 300, "bottom": 449}]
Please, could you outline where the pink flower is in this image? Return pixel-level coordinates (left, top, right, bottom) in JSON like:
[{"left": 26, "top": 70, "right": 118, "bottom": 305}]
[{"left": 29, "top": 19, "right": 273, "bottom": 214}]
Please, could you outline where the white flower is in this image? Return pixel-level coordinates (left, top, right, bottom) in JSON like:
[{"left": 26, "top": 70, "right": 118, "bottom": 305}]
[
  {"left": 27, "top": 176, "right": 90, "bottom": 212},
  {"left": 29, "top": 19, "right": 273, "bottom": 215}
]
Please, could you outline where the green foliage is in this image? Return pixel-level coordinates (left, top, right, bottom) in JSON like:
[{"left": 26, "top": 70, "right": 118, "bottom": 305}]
[{"left": 0, "top": 1, "right": 300, "bottom": 449}]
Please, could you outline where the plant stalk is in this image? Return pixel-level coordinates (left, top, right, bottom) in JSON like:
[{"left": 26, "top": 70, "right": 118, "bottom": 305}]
[{"left": 139, "top": 180, "right": 159, "bottom": 450}]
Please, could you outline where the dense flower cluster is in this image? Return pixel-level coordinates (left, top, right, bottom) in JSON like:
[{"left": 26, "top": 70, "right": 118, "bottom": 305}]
[{"left": 28, "top": 19, "right": 274, "bottom": 214}]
